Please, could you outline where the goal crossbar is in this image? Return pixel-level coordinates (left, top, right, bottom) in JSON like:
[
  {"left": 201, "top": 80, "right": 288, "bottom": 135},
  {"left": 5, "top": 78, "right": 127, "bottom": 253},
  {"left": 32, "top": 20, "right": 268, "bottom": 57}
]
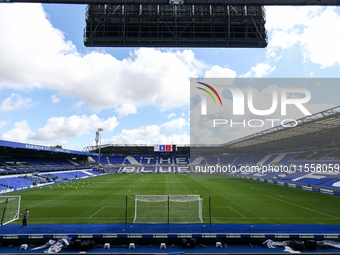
[{"left": 133, "top": 195, "right": 202, "bottom": 224}]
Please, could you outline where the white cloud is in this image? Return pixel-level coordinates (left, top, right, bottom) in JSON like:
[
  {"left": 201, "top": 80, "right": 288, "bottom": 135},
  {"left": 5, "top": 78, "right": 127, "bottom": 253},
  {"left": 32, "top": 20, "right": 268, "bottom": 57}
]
[
  {"left": 72, "top": 100, "right": 85, "bottom": 111},
  {"left": 161, "top": 117, "right": 187, "bottom": 132},
  {"left": 47, "top": 140, "right": 69, "bottom": 148},
  {"left": 51, "top": 94, "right": 60, "bottom": 104},
  {"left": 299, "top": 7, "right": 340, "bottom": 68},
  {"left": 0, "top": 4, "right": 206, "bottom": 113},
  {"left": 190, "top": 125, "right": 224, "bottom": 145},
  {"left": 269, "top": 30, "right": 300, "bottom": 51},
  {"left": 0, "top": 121, "right": 72, "bottom": 147},
  {"left": 265, "top": 6, "right": 321, "bottom": 31},
  {"left": 0, "top": 114, "right": 119, "bottom": 144},
  {"left": 115, "top": 102, "right": 137, "bottom": 118},
  {"left": 30, "top": 114, "right": 119, "bottom": 141},
  {"left": 243, "top": 63, "right": 276, "bottom": 78},
  {"left": 0, "top": 121, "right": 9, "bottom": 129},
  {"left": 106, "top": 118, "right": 189, "bottom": 144},
  {"left": 265, "top": 6, "right": 340, "bottom": 68},
  {"left": 167, "top": 113, "right": 176, "bottom": 119},
  {"left": 107, "top": 130, "right": 190, "bottom": 145},
  {"left": 106, "top": 125, "right": 161, "bottom": 144},
  {"left": 204, "top": 66, "right": 237, "bottom": 78},
  {"left": 0, "top": 93, "right": 32, "bottom": 112},
  {"left": 163, "top": 134, "right": 190, "bottom": 145},
  {"left": 0, "top": 121, "right": 32, "bottom": 142}
]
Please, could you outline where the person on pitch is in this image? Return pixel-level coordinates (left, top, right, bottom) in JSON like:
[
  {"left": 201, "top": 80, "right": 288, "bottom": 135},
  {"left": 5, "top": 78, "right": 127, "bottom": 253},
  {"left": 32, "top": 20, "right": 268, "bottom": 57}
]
[{"left": 21, "top": 208, "right": 29, "bottom": 227}]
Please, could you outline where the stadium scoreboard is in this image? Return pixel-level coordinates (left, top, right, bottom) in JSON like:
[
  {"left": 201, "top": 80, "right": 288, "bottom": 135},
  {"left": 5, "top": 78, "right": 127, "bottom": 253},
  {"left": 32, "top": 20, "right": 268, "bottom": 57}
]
[{"left": 154, "top": 145, "right": 176, "bottom": 152}]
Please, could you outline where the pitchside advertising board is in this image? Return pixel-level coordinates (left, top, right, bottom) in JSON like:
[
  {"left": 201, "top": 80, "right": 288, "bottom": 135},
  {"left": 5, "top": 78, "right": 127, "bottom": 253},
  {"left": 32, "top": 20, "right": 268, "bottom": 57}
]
[{"left": 190, "top": 78, "right": 340, "bottom": 170}]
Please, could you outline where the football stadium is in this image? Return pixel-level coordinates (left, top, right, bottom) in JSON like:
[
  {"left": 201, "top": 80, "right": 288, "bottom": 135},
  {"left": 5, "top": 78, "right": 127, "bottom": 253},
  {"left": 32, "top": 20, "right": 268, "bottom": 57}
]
[
  {"left": 0, "top": 103, "right": 340, "bottom": 254},
  {"left": 1, "top": 0, "right": 340, "bottom": 254}
]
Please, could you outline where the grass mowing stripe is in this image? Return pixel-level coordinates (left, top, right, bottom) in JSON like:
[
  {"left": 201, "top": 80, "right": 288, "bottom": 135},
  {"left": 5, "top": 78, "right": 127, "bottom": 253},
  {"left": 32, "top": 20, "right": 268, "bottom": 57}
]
[
  {"left": 265, "top": 195, "right": 339, "bottom": 219},
  {"left": 29, "top": 194, "right": 70, "bottom": 207},
  {"left": 29, "top": 217, "right": 340, "bottom": 220},
  {"left": 8, "top": 174, "right": 340, "bottom": 225},
  {"left": 225, "top": 197, "right": 271, "bottom": 224},
  {"left": 192, "top": 177, "right": 266, "bottom": 222}
]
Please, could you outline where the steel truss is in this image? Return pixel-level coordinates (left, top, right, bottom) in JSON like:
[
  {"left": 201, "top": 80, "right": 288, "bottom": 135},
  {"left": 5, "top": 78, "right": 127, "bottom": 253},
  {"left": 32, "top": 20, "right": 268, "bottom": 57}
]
[
  {"left": 2, "top": 0, "right": 340, "bottom": 5},
  {"left": 84, "top": 4, "right": 267, "bottom": 47}
]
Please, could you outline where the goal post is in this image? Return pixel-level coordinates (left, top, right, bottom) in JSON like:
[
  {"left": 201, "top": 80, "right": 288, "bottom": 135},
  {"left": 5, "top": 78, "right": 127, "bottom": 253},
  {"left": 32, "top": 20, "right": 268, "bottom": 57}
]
[
  {"left": 133, "top": 195, "right": 203, "bottom": 224},
  {"left": 0, "top": 196, "right": 21, "bottom": 226}
]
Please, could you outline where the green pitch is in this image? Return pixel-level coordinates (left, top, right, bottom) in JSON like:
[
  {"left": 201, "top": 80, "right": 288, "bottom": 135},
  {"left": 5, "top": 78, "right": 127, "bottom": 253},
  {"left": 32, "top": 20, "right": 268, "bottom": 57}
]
[{"left": 10, "top": 173, "right": 340, "bottom": 225}]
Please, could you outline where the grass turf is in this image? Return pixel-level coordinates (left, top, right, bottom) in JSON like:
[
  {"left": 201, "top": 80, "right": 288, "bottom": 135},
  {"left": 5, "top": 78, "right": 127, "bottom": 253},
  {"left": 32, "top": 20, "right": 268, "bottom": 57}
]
[{"left": 8, "top": 173, "right": 340, "bottom": 225}]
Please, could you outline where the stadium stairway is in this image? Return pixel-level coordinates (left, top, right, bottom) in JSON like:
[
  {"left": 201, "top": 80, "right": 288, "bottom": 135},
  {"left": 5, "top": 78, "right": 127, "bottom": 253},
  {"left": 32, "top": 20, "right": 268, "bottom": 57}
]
[
  {"left": 125, "top": 156, "right": 140, "bottom": 165},
  {"left": 256, "top": 154, "right": 273, "bottom": 165},
  {"left": 66, "top": 159, "right": 80, "bottom": 166},
  {"left": 276, "top": 171, "right": 301, "bottom": 180},
  {"left": 271, "top": 153, "right": 288, "bottom": 164},
  {"left": 319, "top": 176, "right": 340, "bottom": 185},
  {"left": 231, "top": 156, "right": 238, "bottom": 165},
  {"left": 190, "top": 156, "right": 205, "bottom": 165},
  {"left": 262, "top": 155, "right": 278, "bottom": 165},
  {"left": 320, "top": 176, "right": 340, "bottom": 187}
]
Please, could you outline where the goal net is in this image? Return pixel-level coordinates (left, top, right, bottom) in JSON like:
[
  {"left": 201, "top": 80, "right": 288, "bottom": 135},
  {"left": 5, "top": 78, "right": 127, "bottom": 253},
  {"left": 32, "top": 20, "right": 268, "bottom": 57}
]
[
  {"left": 0, "top": 196, "right": 21, "bottom": 226},
  {"left": 133, "top": 195, "right": 202, "bottom": 224}
]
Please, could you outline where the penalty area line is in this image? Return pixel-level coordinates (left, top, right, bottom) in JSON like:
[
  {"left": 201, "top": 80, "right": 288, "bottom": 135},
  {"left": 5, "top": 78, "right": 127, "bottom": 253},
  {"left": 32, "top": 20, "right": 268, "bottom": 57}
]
[
  {"left": 89, "top": 206, "right": 106, "bottom": 219},
  {"left": 226, "top": 206, "right": 246, "bottom": 218}
]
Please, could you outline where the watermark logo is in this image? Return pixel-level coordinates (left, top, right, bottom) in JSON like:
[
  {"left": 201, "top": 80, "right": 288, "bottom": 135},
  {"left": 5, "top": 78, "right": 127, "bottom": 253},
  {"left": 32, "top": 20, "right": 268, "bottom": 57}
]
[
  {"left": 196, "top": 82, "right": 223, "bottom": 115},
  {"left": 191, "top": 79, "right": 318, "bottom": 132},
  {"left": 198, "top": 83, "right": 311, "bottom": 117}
]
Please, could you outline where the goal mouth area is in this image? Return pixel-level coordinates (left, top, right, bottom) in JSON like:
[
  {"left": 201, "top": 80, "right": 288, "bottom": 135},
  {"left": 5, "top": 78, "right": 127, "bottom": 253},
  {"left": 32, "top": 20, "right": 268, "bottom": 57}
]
[{"left": 133, "top": 195, "right": 203, "bottom": 224}]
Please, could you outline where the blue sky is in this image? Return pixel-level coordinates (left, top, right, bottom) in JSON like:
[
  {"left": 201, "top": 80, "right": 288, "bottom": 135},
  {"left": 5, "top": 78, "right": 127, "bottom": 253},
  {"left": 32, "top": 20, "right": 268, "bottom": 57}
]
[{"left": 0, "top": 4, "right": 339, "bottom": 151}]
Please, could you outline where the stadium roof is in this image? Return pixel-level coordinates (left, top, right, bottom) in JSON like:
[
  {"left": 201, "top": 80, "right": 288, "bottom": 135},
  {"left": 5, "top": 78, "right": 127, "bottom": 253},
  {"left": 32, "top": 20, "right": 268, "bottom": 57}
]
[
  {"left": 0, "top": 139, "right": 97, "bottom": 157},
  {"left": 87, "top": 106, "right": 340, "bottom": 155},
  {"left": 2, "top": 0, "right": 340, "bottom": 4},
  {"left": 84, "top": 144, "right": 191, "bottom": 154},
  {"left": 220, "top": 105, "right": 340, "bottom": 153}
]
